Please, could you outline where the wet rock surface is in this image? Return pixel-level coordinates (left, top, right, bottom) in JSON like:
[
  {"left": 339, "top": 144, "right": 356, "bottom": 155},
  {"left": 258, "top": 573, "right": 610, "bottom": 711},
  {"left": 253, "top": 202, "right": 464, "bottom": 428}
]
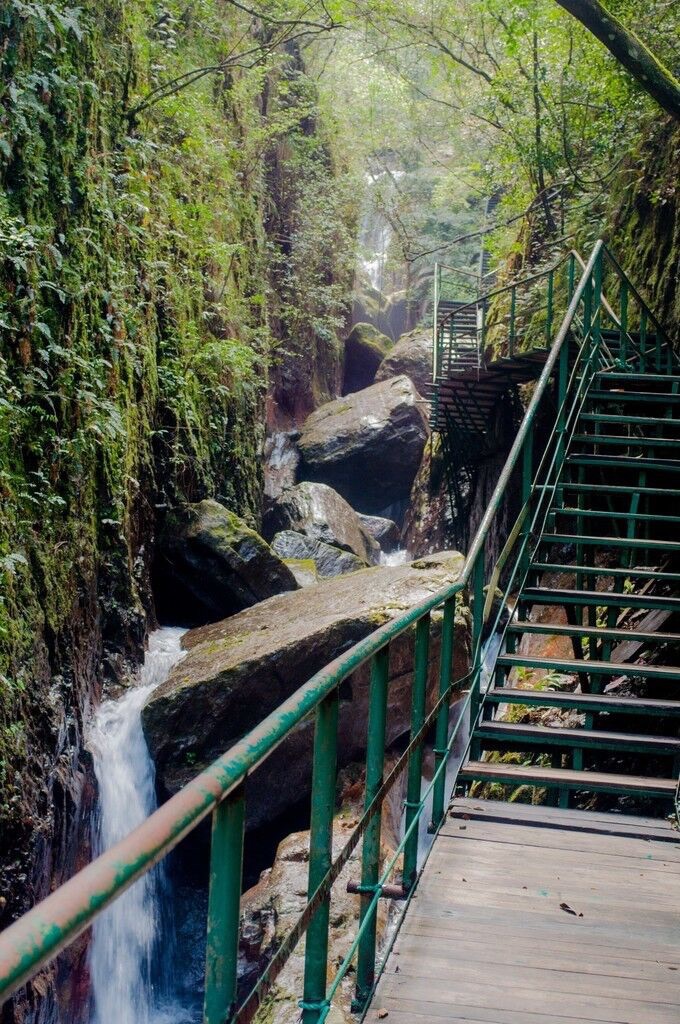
[
  {"left": 356, "top": 513, "right": 400, "bottom": 552},
  {"left": 263, "top": 482, "right": 380, "bottom": 565},
  {"left": 154, "top": 499, "right": 299, "bottom": 625},
  {"left": 375, "top": 327, "right": 432, "bottom": 397},
  {"left": 342, "top": 322, "right": 392, "bottom": 395},
  {"left": 271, "top": 530, "right": 368, "bottom": 579},
  {"left": 142, "top": 552, "right": 468, "bottom": 826},
  {"left": 297, "top": 375, "right": 430, "bottom": 516}
]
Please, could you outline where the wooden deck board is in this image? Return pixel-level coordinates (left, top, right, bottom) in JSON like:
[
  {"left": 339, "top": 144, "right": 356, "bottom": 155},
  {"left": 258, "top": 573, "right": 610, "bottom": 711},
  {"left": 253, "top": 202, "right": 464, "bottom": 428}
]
[{"left": 367, "top": 800, "right": 680, "bottom": 1023}]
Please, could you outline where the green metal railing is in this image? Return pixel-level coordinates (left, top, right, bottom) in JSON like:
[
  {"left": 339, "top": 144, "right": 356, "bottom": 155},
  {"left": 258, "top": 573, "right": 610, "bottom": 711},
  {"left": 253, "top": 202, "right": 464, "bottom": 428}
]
[
  {"left": 432, "top": 246, "right": 671, "bottom": 381},
  {"left": 0, "top": 242, "right": 674, "bottom": 1024}
]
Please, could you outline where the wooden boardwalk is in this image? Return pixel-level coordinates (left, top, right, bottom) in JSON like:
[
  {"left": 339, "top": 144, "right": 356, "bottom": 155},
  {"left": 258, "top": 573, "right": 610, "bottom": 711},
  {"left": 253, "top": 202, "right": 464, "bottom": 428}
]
[{"left": 370, "top": 798, "right": 680, "bottom": 1024}]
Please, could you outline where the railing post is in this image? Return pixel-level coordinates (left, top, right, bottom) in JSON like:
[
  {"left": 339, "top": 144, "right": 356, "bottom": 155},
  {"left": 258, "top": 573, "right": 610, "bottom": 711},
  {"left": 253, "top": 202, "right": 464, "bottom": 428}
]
[
  {"left": 519, "top": 432, "right": 534, "bottom": 583},
  {"left": 203, "top": 785, "right": 246, "bottom": 1024},
  {"left": 567, "top": 252, "right": 576, "bottom": 303},
  {"left": 353, "top": 646, "right": 389, "bottom": 1012},
  {"left": 556, "top": 333, "right": 569, "bottom": 469},
  {"left": 430, "top": 596, "right": 457, "bottom": 832},
  {"left": 592, "top": 247, "right": 603, "bottom": 361},
  {"left": 545, "top": 270, "right": 554, "bottom": 346},
  {"left": 618, "top": 280, "right": 628, "bottom": 367},
  {"left": 469, "top": 547, "right": 485, "bottom": 759},
  {"left": 509, "top": 286, "right": 516, "bottom": 358},
  {"left": 402, "top": 613, "right": 430, "bottom": 891},
  {"left": 640, "top": 307, "right": 648, "bottom": 372},
  {"left": 432, "top": 262, "right": 440, "bottom": 381},
  {"left": 301, "top": 692, "right": 339, "bottom": 1024}
]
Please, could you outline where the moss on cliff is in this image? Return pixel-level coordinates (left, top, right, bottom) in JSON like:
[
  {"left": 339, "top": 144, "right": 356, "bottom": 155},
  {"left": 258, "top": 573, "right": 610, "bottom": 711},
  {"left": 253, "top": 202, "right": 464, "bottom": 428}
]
[{"left": 0, "top": 0, "right": 356, "bottom": 930}]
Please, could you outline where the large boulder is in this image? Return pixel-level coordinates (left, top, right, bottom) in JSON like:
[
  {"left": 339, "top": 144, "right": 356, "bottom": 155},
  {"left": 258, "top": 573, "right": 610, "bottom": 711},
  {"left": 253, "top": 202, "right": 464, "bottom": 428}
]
[
  {"left": 271, "top": 531, "right": 367, "bottom": 579},
  {"left": 297, "top": 376, "right": 430, "bottom": 516},
  {"left": 142, "top": 552, "right": 468, "bottom": 826},
  {"left": 356, "top": 513, "right": 400, "bottom": 552},
  {"left": 263, "top": 482, "right": 379, "bottom": 565},
  {"left": 375, "top": 327, "right": 432, "bottom": 396},
  {"left": 342, "top": 323, "right": 392, "bottom": 395},
  {"left": 153, "top": 499, "right": 298, "bottom": 625}
]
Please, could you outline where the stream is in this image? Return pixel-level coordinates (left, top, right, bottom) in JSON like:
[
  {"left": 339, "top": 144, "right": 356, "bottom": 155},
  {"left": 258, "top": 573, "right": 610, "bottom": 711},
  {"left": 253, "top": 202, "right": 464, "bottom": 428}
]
[{"left": 87, "top": 627, "right": 191, "bottom": 1024}]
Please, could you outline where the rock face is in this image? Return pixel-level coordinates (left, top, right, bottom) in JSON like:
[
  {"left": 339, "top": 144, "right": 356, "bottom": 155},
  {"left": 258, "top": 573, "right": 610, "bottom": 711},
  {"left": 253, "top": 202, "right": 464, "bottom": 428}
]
[
  {"left": 401, "top": 434, "right": 452, "bottom": 558},
  {"left": 297, "top": 376, "right": 430, "bottom": 516},
  {"left": 271, "top": 531, "right": 367, "bottom": 579},
  {"left": 154, "top": 499, "right": 298, "bottom": 625},
  {"left": 342, "top": 322, "right": 392, "bottom": 395},
  {"left": 375, "top": 327, "right": 432, "bottom": 397},
  {"left": 263, "top": 482, "right": 380, "bottom": 565},
  {"left": 356, "top": 513, "right": 400, "bottom": 552},
  {"left": 142, "top": 552, "right": 468, "bottom": 826}
]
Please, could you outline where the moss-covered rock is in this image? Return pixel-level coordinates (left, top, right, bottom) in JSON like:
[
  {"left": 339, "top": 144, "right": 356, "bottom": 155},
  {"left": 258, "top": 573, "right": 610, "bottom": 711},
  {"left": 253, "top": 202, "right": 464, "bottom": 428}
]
[
  {"left": 142, "top": 551, "right": 468, "bottom": 826},
  {"left": 342, "top": 322, "right": 392, "bottom": 395},
  {"left": 154, "top": 500, "right": 298, "bottom": 625},
  {"left": 375, "top": 327, "right": 433, "bottom": 396},
  {"left": 271, "top": 531, "right": 368, "bottom": 579}
]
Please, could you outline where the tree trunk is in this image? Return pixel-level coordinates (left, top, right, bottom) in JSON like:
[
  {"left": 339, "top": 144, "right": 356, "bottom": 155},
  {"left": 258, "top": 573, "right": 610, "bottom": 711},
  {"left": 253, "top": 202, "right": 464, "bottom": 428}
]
[{"left": 554, "top": 0, "right": 680, "bottom": 121}]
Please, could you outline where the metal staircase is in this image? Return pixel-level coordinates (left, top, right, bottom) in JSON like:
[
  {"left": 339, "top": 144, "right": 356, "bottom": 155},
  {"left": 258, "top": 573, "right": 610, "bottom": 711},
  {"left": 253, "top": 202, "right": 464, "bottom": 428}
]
[{"left": 457, "top": 275, "right": 680, "bottom": 813}]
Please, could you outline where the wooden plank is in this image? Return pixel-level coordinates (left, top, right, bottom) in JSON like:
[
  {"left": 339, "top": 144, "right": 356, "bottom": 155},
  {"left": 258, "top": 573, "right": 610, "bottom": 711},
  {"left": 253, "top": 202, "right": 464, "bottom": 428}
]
[
  {"left": 450, "top": 797, "right": 676, "bottom": 832},
  {"left": 375, "top": 974, "right": 680, "bottom": 1023}
]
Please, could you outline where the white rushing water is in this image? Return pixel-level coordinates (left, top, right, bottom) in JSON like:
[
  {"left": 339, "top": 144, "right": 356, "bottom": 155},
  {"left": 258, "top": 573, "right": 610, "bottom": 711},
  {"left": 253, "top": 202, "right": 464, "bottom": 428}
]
[
  {"left": 88, "top": 627, "right": 188, "bottom": 1024},
  {"left": 380, "top": 548, "right": 410, "bottom": 567}
]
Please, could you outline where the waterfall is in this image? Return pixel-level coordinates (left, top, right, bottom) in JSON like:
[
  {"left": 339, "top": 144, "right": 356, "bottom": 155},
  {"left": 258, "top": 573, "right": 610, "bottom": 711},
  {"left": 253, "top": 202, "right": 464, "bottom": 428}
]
[
  {"left": 379, "top": 548, "right": 410, "bottom": 567},
  {"left": 87, "top": 627, "right": 190, "bottom": 1024}
]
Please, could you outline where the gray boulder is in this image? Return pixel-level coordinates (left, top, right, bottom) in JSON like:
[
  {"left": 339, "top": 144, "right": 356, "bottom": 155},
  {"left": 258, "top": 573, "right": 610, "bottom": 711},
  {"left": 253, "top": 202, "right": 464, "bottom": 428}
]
[
  {"left": 142, "top": 552, "right": 468, "bottom": 826},
  {"left": 263, "top": 482, "right": 379, "bottom": 565},
  {"left": 297, "top": 376, "right": 430, "bottom": 515},
  {"left": 357, "top": 513, "right": 400, "bottom": 552},
  {"left": 154, "top": 499, "right": 298, "bottom": 625},
  {"left": 271, "top": 531, "right": 367, "bottom": 579},
  {"left": 342, "top": 322, "right": 392, "bottom": 395},
  {"left": 375, "top": 327, "right": 432, "bottom": 397}
]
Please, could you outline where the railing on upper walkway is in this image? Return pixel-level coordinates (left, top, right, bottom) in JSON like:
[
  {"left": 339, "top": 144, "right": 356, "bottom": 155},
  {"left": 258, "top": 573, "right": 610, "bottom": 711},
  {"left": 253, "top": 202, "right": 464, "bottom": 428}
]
[
  {"left": 0, "top": 243, "right": 674, "bottom": 1024},
  {"left": 432, "top": 246, "right": 669, "bottom": 382}
]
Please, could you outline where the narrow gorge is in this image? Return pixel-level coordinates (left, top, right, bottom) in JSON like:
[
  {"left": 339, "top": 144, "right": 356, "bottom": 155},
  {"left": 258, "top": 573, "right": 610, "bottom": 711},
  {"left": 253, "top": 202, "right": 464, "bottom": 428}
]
[{"left": 1, "top": 1, "right": 679, "bottom": 1022}]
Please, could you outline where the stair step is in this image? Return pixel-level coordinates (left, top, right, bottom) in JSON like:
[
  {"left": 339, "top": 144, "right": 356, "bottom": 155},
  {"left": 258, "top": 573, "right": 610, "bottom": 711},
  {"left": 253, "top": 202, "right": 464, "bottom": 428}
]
[
  {"left": 597, "top": 371, "right": 680, "bottom": 386},
  {"left": 485, "top": 687, "right": 680, "bottom": 715},
  {"left": 474, "top": 721, "right": 680, "bottom": 755},
  {"left": 567, "top": 455, "right": 680, "bottom": 472},
  {"left": 520, "top": 586, "right": 680, "bottom": 612},
  {"left": 579, "top": 412, "right": 680, "bottom": 427},
  {"left": 589, "top": 390, "right": 680, "bottom": 404},
  {"left": 541, "top": 533, "right": 680, "bottom": 552},
  {"left": 572, "top": 434, "right": 680, "bottom": 449},
  {"left": 547, "top": 482, "right": 680, "bottom": 497},
  {"left": 555, "top": 506, "right": 680, "bottom": 523},
  {"left": 496, "top": 653, "right": 680, "bottom": 680},
  {"left": 458, "top": 761, "right": 676, "bottom": 798},
  {"left": 529, "top": 563, "right": 680, "bottom": 583},
  {"left": 506, "top": 621, "right": 680, "bottom": 644}
]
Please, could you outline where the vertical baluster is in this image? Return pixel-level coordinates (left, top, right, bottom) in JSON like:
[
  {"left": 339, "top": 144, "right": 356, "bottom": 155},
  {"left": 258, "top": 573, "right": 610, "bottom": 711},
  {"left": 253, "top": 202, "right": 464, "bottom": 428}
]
[
  {"left": 402, "top": 614, "right": 430, "bottom": 892},
  {"left": 509, "top": 287, "right": 516, "bottom": 358},
  {"left": 432, "top": 262, "right": 440, "bottom": 381},
  {"left": 203, "top": 785, "right": 246, "bottom": 1024},
  {"left": 469, "top": 547, "right": 485, "bottom": 760},
  {"left": 619, "top": 280, "right": 628, "bottom": 367},
  {"left": 478, "top": 301, "right": 486, "bottom": 367},
  {"left": 301, "top": 692, "right": 339, "bottom": 1024},
  {"left": 592, "top": 248, "right": 603, "bottom": 361},
  {"left": 546, "top": 270, "right": 554, "bottom": 345},
  {"left": 430, "top": 596, "right": 457, "bottom": 831},
  {"left": 353, "top": 646, "right": 389, "bottom": 1012},
  {"left": 519, "top": 432, "right": 534, "bottom": 584},
  {"left": 640, "top": 307, "right": 648, "bottom": 373},
  {"left": 567, "top": 252, "right": 576, "bottom": 303},
  {"left": 556, "top": 334, "right": 569, "bottom": 471}
]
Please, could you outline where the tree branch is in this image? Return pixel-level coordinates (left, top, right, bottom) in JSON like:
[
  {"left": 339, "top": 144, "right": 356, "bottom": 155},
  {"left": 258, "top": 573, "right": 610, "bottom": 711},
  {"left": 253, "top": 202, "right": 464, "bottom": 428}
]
[{"left": 554, "top": 0, "right": 680, "bottom": 120}]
